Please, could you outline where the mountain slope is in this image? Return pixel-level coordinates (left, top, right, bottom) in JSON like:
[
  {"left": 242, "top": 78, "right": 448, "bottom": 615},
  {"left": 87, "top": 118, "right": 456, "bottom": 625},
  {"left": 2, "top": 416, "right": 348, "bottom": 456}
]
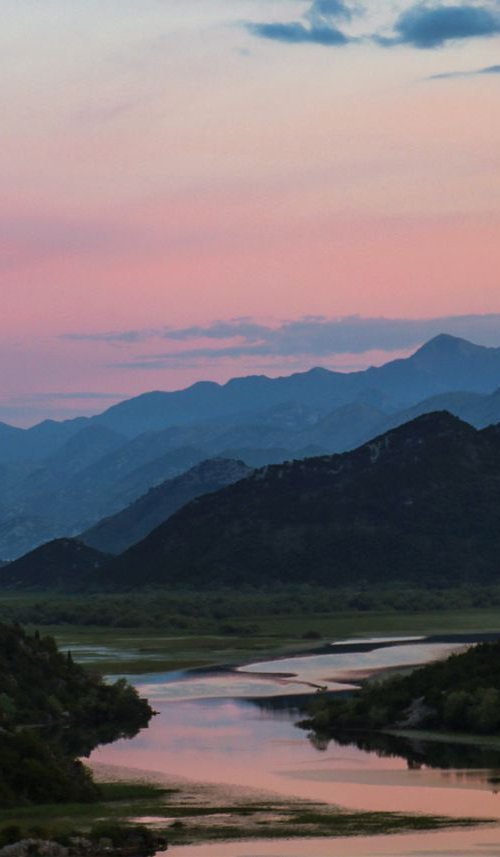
[
  {"left": 81, "top": 458, "right": 252, "bottom": 554},
  {"left": 0, "top": 539, "right": 109, "bottom": 589},
  {"left": 96, "top": 412, "right": 500, "bottom": 590}
]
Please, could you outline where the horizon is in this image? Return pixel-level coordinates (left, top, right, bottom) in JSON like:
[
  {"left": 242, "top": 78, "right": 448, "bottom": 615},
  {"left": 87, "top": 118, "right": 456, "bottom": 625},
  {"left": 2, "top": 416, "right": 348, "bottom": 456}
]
[{"left": 4, "top": 329, "right": 499, "bottom": 429}]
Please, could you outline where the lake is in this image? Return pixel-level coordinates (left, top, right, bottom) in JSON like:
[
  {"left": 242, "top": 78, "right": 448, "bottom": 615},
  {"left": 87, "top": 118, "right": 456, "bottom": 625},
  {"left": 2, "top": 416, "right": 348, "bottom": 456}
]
[{"left": 88, "top": 635, "right": 500, "bottom": 856}]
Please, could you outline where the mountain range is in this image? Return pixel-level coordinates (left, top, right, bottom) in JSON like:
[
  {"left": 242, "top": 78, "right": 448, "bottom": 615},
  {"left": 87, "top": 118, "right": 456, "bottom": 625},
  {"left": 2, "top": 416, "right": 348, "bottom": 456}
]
[
  {"left": 1, "top": 333, "right": 500, "bottom": 560},
  {"left": 2, "top": 410, "right": 500, "bottom": 592}
]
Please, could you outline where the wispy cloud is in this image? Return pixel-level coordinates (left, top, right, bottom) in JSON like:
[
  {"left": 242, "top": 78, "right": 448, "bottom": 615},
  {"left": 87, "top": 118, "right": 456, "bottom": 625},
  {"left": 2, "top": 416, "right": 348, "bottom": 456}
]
[
  {"left": 66, "top": 313, "right": 500, "bottom": 370},
  {"left": 428, "top": 62, "right": 500, "bottom": 79}
]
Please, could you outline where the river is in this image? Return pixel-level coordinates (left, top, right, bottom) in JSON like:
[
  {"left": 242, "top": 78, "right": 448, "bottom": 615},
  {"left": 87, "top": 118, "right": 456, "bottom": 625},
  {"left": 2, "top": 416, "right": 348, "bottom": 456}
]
[{"left": 88, "top": 635, "right": 500, "bottom": 857}]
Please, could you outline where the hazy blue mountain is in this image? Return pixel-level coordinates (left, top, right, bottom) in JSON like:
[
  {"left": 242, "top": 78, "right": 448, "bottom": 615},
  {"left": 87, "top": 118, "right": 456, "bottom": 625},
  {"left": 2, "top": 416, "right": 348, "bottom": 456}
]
[
  {"left": 81, "top": 458, "right": 252, "bottom": 554},
  {"left": 0, "top": 417, "right": 87, "bottom": 463},
  {"left": 46, "top": 424, "right": 126, "bottom": 476},
  {"left": 90, "top": 412, "right": 500, "bottom": 591},
  {"left": 2, "top": 333, "right": 500, "bottom": 561},
  {"left": 89, "top": 334, "right": 500, "bottom": 437},
  {"left": 376, "top": 388, "right": 500, "bottom": 435}
]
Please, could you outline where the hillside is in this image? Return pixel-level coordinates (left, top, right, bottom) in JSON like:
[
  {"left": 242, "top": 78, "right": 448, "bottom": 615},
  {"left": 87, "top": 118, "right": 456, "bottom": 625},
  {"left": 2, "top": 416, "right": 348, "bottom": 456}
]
[
  {"left": 0, "top": 539, "right": 108, "bottom": 589},
  {"left": 81, "top": 458, "right": 252, "bottom": 554},
  {"left": 0, "top": 623, "right": 152, "bottom": 805},
  {"left": 303, "top": 640, "right": 500, "bottom": 736},
  {"left": 94, "top": 411, "right": 500, "bottom": 590}
]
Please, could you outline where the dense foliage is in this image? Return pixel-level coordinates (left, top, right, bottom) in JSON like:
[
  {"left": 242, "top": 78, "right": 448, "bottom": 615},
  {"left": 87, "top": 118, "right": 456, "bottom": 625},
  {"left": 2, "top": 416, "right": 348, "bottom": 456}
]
[
  {"left": 0, "top": 586, "right": 499, "bottom": 630},
  {"left": 303, "top": 641, "right": 500, "bottom": 737},
  {"left": 0, "top": 623, "right": 153, "bottom": 806}
]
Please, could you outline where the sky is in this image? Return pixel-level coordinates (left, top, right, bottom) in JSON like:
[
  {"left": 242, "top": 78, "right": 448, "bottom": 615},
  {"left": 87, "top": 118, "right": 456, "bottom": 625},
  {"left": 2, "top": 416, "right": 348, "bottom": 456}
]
[{"left": 2, "top": 0, "right": 500, "bottom": 425}]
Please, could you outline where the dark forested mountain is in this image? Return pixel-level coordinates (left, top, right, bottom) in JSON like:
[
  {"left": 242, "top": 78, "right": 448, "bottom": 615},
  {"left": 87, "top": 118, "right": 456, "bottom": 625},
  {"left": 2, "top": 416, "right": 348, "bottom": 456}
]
[
  {"left": 2, "top": 334, "right": 500, "bottom": 560},
  {"left": 81, "top": 458, "right": 252, "bottom": 554},
  {"left": 0, "top": 539, "right": 108, "bottom": 589},
  {"left": 94, "top": 412, "right": 500, "bottom": 591}
]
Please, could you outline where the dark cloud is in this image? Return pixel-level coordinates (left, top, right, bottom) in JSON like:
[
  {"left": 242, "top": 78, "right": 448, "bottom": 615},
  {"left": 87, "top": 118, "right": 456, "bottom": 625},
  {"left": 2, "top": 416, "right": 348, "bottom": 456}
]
[
  {"left": 248, "top": 21, "right": 351, "bottom": 45},
  {"left": 247, "top": 0, "right": 354, "bottom": 46},
  {"left": 247, "top": 1, "right": 500, "bottom": 51},
  {"left": 429, "top": 62, "right": 500, "bottom": 78},
  {"left": 98, "top": 314, "right": 500, "bottom": 370},
  {"left": 380, "top": 3, "right": 500, "bottom": 49}
]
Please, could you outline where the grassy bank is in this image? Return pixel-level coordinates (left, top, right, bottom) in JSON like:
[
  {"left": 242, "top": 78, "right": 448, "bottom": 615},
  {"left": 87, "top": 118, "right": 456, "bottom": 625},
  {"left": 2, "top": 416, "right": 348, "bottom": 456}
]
[
  {"left": 25, "top": 605, "right": 500, "bottom": 674},
  {"left": 0, "top": 776, "right": 489, "bottom": 848}
]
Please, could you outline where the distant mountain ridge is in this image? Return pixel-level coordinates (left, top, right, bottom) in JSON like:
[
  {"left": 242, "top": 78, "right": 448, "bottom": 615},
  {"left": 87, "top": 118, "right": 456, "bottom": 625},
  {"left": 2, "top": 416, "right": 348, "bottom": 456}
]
[
  {"left": 77, "top": 334, "right": 500, "bottom": 436},
  {"left": 3, "top": 334, "right": 500, "bottom": 445},
  {"left": 2, "top": 333, "right": 500, "bottom": 560}
]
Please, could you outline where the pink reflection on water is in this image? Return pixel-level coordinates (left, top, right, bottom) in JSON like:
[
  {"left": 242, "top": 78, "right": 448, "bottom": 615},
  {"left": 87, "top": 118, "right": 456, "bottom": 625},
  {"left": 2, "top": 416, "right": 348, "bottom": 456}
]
[
  {"left": 165, "top": 826, "right": 500, "bottom": 857},
  {"left": 91, "top": 699, "right": 500, "bottom": 820}
]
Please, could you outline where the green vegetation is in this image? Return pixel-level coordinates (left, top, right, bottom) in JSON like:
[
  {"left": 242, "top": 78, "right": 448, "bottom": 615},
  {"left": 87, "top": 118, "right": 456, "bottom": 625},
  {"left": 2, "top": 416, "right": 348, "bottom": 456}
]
[
  {"left": 2, "top": 585, "right": 500, "bottom": 631},
  {"left": 0, "top": 623, "right": 153, "bottom": 807},
  {"left": 303, "top": 640, "right": 500, "bottom": 737},
  {"left": 1, "top": 593, "right": 499, "bottom": 673},
  {"left": 0, "top": 778, "right": 486, "bottom": 848}
]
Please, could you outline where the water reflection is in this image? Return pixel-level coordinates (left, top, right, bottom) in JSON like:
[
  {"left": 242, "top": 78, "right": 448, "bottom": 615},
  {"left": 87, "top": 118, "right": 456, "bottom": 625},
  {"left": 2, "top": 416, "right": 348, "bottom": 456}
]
[
  {"left": 90, "top": 632, "right": 500, "bottom": 844},
  {"left": 92, "top": 694, "right": 500, "bottom": 820},
  {"left": 305, "top": 729, "right": 500, "bottom": 779},
  {"left": 167, "top": 827, "right": 500, "bottom": 857}
]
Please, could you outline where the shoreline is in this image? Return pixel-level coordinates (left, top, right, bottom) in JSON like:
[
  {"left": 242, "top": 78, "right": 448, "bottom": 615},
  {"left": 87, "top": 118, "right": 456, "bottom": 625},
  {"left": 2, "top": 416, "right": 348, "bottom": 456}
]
[{"left": 89, "top": 762, "right": 494, "bottom": 848}]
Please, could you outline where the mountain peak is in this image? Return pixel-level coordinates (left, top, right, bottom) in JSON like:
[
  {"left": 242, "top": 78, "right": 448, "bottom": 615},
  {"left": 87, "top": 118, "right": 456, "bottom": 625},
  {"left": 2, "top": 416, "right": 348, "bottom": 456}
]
[{"left": 414, "top": 333, "right": 481, "bottom": 356}]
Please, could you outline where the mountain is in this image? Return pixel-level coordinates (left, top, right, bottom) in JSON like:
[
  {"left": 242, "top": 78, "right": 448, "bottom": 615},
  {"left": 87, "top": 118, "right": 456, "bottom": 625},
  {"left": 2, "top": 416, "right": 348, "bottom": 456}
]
[
  {"left": 0, "top": 539, "right": 109, "bottom": 589},
  {"left": 81, "top": 458, "right": 252, "bottom": 554},
  {"left": 376, "top": 388, "right": 500, "bottom": 434},
  {"left": 0, "top": 417, "right": 88, "bottom": 463},
  {"left": 91, "top": 411, "right": 500, "bottom": 591},
  {"left": 2, "top": 333, "right": 500, "bottom": 561},
  {"left": 89, "top": 334, "right": 500, "bottom": 437}
]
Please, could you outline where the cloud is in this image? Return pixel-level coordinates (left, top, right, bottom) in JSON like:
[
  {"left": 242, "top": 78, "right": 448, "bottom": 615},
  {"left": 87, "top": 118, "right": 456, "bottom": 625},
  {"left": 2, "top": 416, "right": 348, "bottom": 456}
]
[
  {"left": 63, "top": 329, "right": 155, "bottom": 344},
  {"left": 247, "top": 1, "right": 500, "bottom": 50},
  {"left": 247, "top": 0, "right": 354, "bottom": 46},
  {"left": 86, "top": 313, "right": 500, "bottom": 370},
  {"left": 380, "top": 3, "right": 500, "bottom": 49},
  {"left": 428, "top": 62, "right": 500, "bottom": 78}
]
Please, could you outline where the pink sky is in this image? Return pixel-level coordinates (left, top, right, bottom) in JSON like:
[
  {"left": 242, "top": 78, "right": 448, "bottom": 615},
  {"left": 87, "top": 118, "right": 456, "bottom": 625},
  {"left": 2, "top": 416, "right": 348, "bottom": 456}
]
[{"left": 1, "top": 0, "right": 500, "bottom": 424}]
